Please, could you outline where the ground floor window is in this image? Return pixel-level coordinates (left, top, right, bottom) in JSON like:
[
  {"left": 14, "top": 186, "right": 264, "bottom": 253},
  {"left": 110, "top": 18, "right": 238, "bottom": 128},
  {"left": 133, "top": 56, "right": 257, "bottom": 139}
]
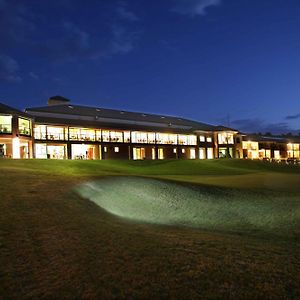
[
  {"left": 71, "top": 144, "right": 95, "bottom": 160},
  {"left": 152, "top": 148, "right": 156, "bottom": 160},
  {"left": 158, "top": 148, "right": 164, "bottom": 160},
  {"left": 274, "top": 150, "right": 280, "bottom": 160},
  {"left": 133, "top": 147, "right": 145, "bottom": 160},
  {"left": 199, "top": 148, "right": 206, "bottom": 159},
  {"left": 36, "top": 144, "right": 66, "bottom": 159},
  {"left": 207, "top": 148, "right": 214, "bottom": 159},
  {"left": 218, "top": 147, "right": 233, "bottom": 158},
  {"left": 190, "top": 148, "right": 196, "bottom": 159}
]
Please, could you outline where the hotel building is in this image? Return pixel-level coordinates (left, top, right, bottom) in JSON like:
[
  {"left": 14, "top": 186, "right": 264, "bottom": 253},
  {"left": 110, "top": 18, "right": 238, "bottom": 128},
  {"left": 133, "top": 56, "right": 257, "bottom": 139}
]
[{"left": 0, "top": 96, "right": 299, "bottom": 161}]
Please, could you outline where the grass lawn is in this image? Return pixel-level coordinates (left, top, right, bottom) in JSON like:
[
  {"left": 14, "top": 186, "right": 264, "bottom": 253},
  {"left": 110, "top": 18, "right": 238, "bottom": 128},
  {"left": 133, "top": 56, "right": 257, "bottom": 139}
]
[{"left": 0, "top": 159, "right": 299, "bottom": 299}]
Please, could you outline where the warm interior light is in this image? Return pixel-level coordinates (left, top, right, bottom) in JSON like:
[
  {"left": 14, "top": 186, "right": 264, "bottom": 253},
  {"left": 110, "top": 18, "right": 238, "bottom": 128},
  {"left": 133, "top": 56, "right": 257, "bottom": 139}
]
[{"left": 12, "top": 137, "right": 20, "bottom": 159}]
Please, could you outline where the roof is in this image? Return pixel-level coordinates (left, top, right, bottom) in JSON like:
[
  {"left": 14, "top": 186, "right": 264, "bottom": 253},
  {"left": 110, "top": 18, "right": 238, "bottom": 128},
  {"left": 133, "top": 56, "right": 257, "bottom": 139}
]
[
  {"left": 26, "top": 103, "right": 219, "bottom": 132},
  {"left": 243, "top": 134, "right": 300, "bottom": 143},
  {"left": 0, "top": 102, "right": 32, "bottom": 118}
]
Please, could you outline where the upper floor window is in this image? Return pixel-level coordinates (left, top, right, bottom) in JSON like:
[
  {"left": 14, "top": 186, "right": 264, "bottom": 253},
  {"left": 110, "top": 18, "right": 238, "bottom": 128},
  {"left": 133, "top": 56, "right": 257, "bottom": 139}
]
[
  {"left": 218, "top": 132, "right": 234, "bottom": 144},
  {"left": 199, "top": 136, "right": 205, "bottom": 142},
  {"left": 156, "top": 133, "right": 177, "bottom": 145},
  {"left": 69, "top": 128, "right": 95, "bottom": 141},
  {"left": 18, "top": 118, "right": 31, "bottom": 136},
  {"left": 0, "top": 115, "right": 12, "bottom": 134}
]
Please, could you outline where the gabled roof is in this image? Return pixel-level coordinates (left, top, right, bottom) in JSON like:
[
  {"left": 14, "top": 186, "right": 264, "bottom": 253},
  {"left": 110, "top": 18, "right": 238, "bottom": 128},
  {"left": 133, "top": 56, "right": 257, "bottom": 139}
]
[
  {"left": 0, "top": 102, "right": 32, "bottom": 118},
  {"left": 26, "top": 103, "right": 219, "bottom": 132}
]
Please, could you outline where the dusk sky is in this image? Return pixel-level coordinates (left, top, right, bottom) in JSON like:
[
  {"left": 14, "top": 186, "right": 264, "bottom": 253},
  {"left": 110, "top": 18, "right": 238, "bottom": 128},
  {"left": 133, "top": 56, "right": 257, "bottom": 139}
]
[{"left": 0, "top": 0, "right": 300, "bottom": 134}]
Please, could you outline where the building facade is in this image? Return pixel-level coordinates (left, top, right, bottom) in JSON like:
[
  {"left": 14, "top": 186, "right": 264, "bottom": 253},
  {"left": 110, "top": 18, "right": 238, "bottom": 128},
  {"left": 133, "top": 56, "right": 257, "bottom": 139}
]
[{"left": 0, "top": 96, "right": 299, "bottom": 161}]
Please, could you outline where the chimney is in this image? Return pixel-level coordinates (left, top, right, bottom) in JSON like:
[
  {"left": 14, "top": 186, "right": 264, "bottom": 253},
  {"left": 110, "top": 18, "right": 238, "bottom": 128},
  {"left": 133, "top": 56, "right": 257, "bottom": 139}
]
[{"left": 48, "top": 95, "right": 71, "bottom": 106}]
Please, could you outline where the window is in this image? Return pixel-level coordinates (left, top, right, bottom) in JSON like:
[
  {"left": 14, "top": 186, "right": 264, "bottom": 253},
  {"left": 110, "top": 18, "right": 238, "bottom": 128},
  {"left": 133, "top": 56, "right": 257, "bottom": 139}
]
[
  {"left": 133, "top": 147, "right": 145, "bottom": 160},
  {"left": 207, "top": 148, "right": 214, "bottom": 159},
  {"left": 110, "top": 131, "right": 123, "bottom": 143},
  {"left": 18, "top": 118, "right": 31, "bottom": 136},
  {"left": 34, "top": 125, "right": 47, "bottom": 140},
  {"left": 47, "top": 126, "right": 65, "bottom": 140},
  {"left": 218, "top": 132, "right": 234, "bottom": 144},
  {"left": 158, "top": 148, "right": 164, "bottom": 159},
  {"left": 156, "top": 133, "right": 177, "bottom": 145},
  {"left": 182, "top": 149, "right": 185, "bottom": 153},
  {"left": 187, "top": 135, "right": 197, "bottom": 145},
  {"left": 131, "top": 131, "right": 148, "bottom": 143},
  {"left": 173, "top": 148, "right": 177, "bottom": 153},
  {"left": 69, "top": 128, "right": 95, "bottom": 141},
  {"left": 199, "top": 136, "right": 205, "bottom": 142},
  {"left": 114, "top": 147, "right": 119, "bottom": 152},
  {"left": 206, "top": 137, "right": 212, "bottom": 142},
  {"left": 0, "top": 115, "right": 12, "bottom": 133},
  {"left": 199, "top": 148, "right": 206, "bottom": 159},
  {"left": 124, "top": 131, "right": 130, "bottom": 143},
  {"left": 190, "top": 148, "right": 196, "bottom": 159}
]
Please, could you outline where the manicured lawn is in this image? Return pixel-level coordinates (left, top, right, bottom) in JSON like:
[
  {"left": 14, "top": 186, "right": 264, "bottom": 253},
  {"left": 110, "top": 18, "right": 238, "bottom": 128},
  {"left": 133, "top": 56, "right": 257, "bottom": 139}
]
[{"left": 0, "top": 159, "right": 299, "bottom": 299}]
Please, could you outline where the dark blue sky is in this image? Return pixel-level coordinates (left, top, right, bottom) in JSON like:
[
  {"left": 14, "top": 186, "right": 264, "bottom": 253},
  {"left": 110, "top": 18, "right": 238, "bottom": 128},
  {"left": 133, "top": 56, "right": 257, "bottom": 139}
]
[{"left": 0, "top": 0, "right": 299, "bottom": 134}]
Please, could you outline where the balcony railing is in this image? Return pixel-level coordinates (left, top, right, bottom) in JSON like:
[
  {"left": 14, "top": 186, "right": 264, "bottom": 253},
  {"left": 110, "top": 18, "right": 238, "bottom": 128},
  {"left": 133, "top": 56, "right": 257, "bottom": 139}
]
[{"left": 69, "top": 134, "right": 96, "bottom": 141}]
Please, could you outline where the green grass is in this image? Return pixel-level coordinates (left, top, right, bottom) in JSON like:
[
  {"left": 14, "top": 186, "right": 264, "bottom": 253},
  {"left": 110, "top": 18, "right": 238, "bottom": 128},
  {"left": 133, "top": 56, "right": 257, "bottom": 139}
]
[{"left": 0, "top": 159, "right": 299, "bottom": 299}]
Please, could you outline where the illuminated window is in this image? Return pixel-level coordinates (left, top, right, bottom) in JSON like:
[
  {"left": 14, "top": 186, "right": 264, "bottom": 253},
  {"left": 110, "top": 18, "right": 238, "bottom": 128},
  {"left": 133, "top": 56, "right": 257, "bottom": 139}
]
[
  {"left": 0, "top": 115, "right": 12, "bottom": 133},
  {"left": 104, "top": 147, "right": 107, "bottom": 152},
  {"left": 158, "top": 148, "right": 164, "bottom": 159},
  {"left": 218, "top": 132, "right": 234, "bottom": 144},
  {"left": 47, "top": 126, "right": 65, "bottom": 140},
  {"left": 178, "top": 135, "right": 196, "bottom": 145},
  {"left": 131, "top": 131, "right": 148, "bottom": 143},
  {"left": 152, "top": 148, "right": 156, "bottom": 160},
  {"left": 34, "top": 125, "right": 47, "bottom": 140},
  {"left": 71, "top": 144, "right": 95, "bottom": 160},
  {"left": 124, "top": 131, "right": 130, "bottom": 143},
  {"left": 156, "top": 133, "right": 177, "bottom": 145},
  {"left": 274, "top": 150, "right": 280, "bottom": 160},
  {"left": 173, "top": 148, "right": 177, "bottom": 153},
  {"left": 114, "top": 147, "right": 119, "bottom": 152},
  {"left": 190, "top": 148, "right": 196, "bottom": 159},
  {"left": 148, "top": 132, "right": 156, "bottom": 144},
  {"left": 199, "top": 136, "right": 205, "bottom": 142},
  {"left": 133, "top": 147, "right": 145, "bottom": 160},
  {"left": 182, "top": 149, "right": 185, "bottom": 153},
  {"left": 207, "top": 148, "right": 214, "bottom": 159},
  {"left": 18, "top": 118, "right": 31, "bottom": 136},
  {"left": 206, "top": 137, "right": 212, "bottom": 142},
  {"left": 110, "top": 131, "right": 123, "bottom": 143},
  {"left": 69, "top": 128, "right": 95, "bottom": 141},
  {"left": 96, "top": 130, "right": 102, "bottom": 141},
  {"left": 199, "top": 148, "right": 206, "bottom": 159},
  {"left": 102, "top": 130, "right": 110, "bottom": 142}
]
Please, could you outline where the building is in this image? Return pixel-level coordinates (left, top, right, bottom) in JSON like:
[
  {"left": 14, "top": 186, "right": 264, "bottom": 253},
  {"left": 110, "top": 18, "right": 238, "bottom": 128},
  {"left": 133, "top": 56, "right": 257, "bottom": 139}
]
[
  {"left": 0, "top": 96, "right": 299, "bottom": 161},
  {"left": 0, "top": 103, "right": 34, "bottom": 159}
]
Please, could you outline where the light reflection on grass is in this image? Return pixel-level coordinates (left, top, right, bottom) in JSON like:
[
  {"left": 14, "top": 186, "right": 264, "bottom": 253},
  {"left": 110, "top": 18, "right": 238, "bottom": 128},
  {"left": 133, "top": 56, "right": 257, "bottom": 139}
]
[{"left": 76, "top": 176, "right": 300, "bottom": 239}]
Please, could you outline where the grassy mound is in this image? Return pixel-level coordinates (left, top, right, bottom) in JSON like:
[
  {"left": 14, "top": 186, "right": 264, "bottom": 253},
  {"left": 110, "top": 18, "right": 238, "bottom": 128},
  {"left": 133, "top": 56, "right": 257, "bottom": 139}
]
[{"left": 77, "top": 176, "right": 300, "bottom": 239}]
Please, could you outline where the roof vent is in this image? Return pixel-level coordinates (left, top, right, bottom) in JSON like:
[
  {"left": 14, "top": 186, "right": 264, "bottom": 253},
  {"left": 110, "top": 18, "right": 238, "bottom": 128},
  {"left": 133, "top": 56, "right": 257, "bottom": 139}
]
[{"left": 48, "top": 95, "right": 71, "bottom": 106}]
